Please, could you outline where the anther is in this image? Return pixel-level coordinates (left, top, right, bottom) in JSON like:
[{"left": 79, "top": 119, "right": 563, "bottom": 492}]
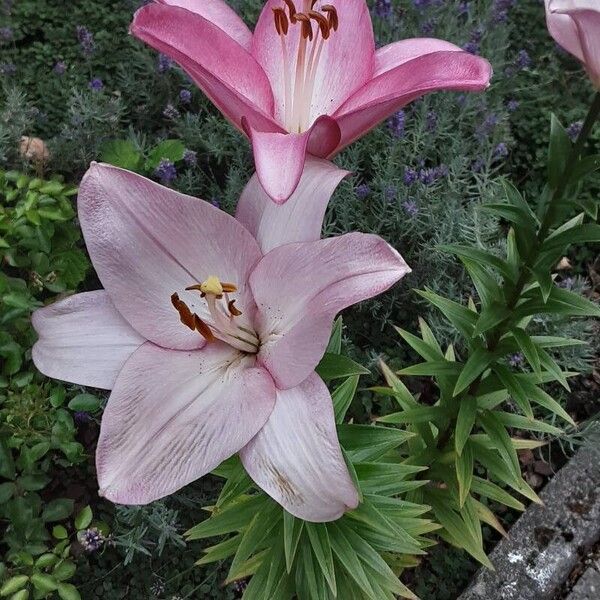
[
  {"left": 194, "top": 314, "right": 216, "bottom": 342},
  {"left": 322, "top": 5, "right": 338, "bottom": 31},
  {"left": 273, "top": 7, "right": 289, "bottom": 35},
  {"left": 295, "top": 13, "right": 313, "bottom": 40},
  {"left": 228, "top": 300, "right": 243, "bottom": 317},
  {"left": 283, "top": 0, "right": 297, "bottom": 23},
  {"left": 171, "top": 293, "right": 216, "bottom": 342},
  {"left": 308, "top": 11, "right": 330, "bottom": 39}
]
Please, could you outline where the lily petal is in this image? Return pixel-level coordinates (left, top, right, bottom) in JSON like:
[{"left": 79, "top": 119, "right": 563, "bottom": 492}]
[
  {"left": 333, "top": 50, "right": 492, "bottom": 154},
  {"left": 97, "top": 342, "right": 276, "bottom": 505},
  {"left": 545, "top": 0, "right": 585, "bottom": 62},
  {"left": 235, "top": 157, "right": 349, "bottom": 253},
  {"left": 131, "top": 3, "right": 279, "bottom": 132},
  {"left": 157, "top": 0, "right": 253, "bottom": 50},
  {"left": 250, "top": 232, "right": 411, "bottom": 389},
  {"left": 32, "top": 291, "right": 144, "bottom": 390},
  {"left": 252, "top": 0, "right": 375, "bottom": 126},
  {"left": 241, "top": 372, "right": 359, "bottom": 522},
  {"left": 78, "top": 163, "right": 262, "bottom": 350},
  {"left": 243, "top": 115, "right": 340, "bottom": 204},
  {"left": 375, "top": 38, "right": 464, "bottom": 76}
]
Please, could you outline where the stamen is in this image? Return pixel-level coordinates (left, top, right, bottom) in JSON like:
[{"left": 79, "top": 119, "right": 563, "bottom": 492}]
[
  {"left": 273, "top": 7, "right": 289, "bottom": 36},
  {"left": 228, "top": 300, "right": 243, "bottom": 317},
  {"left": 322, "top": 5, "right": 338, "bottom": 31},
  {"left": 194, "top": 314, "right": 216, "bottom": 342},
  {"left": 283, "top": 0, "right": 297, "bottom": 23},
  {"left": 171, "top": 293, "right": 215, "bottom": 342},
  {"left": 295, "top": 13, "right": 313, "bottom": 41},
  {"left": 309, "top": 11, "right": 330, "bottom": 39}
]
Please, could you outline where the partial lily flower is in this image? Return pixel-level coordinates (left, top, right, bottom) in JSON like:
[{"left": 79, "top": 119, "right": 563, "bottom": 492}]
[
  {"left": 545, "top": 0, "right": 600, "bottom": 88},
  {"left": 130, "top": 0, "right": 492, "bottom": 203},
  {"left": 32, "top": 160, "right": 410, "bottom": 522}
]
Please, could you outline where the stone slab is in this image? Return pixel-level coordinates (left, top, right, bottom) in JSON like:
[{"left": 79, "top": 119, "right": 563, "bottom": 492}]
[
  {"left": 567, "top": 559, "right": 600, "bottom": 600},
  {"left": 459, "top": 444, "right": 600, "bottom": 600}
]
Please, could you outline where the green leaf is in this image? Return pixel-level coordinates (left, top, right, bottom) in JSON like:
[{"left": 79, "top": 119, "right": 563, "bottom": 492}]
[
  {"left": 473, "top": 303, "right": 510, "bottom": 337},
  {"left": 455, "top": 395, "right": 478, "bottom": 456},
  {"left": 316, "top": 353, "right": 370, "bottom": 380},
  {"left": 332, "top": 376, "right": 359, "bottom": 424},
  {"left": 195, "top": 534, "right": 241, "bottom": 566},
  {"left": 329, "top": 523, "right": 376, "bottom": 598},
  {"left": 0, "top": 482, "right": 16, "bottom": 503},
  {"left": 492, "top": 411, "right": 563, "bottom": 435},
  {"left": 337, "top": 424, "right": 413, "bottom": 463},
  {"left": 0, "top": 575, "right": 28, "bottom": 596},
  {"left": 511, "top": 328, "right": 541, "bottom": 375},
  {"left": 438, "top": 245, "right": 514, "bottom": 283},
  {"left": 453, "top": 346, "right": 493, "bottom": 396},
  {"left": 53, "top": 560, "right": 76, "bottom": 581},
  {"left": 283, "top": 511, "right": 304, "bottom": 574},
  {"left": 306, "top": 524, "right": 336, "bottom": 595},
  {"left": 518, "top": 382, "right": 575, "bottom": 426},
  {"left": 416, "top": 289, "right": 477, "bottom": 338},
  {"left": 395, "top": 326, "right": 444, "bottom": 362},
  {"left": 42, "top": 499, "right": 74, "bottom": 523},
  {"left": 543, "top": 223, "right": 600, "bottom": 251},
  {"left": 67, "top": 393, "right": 101, "bottom": 413},
  {"left": 537, "top": 347, "right": 571, "bottom": 391},
  {"left": 456, "top": 441, "right": 474, "bottom": 507},
  {"left": 100, "top": 140, "right": 142, "bottom": 171},
  {"left": 461, "top": 259, "right": 503, "bottom": 308},
  {"left": 531, "top": 335, "right": 588, "bottom": 349},
  {"left": 57, "top": 583, "right": 81, "bottom": 600},
  {"left": 398, "top": 361, "right": 460, "bottom": 377},
  {"left": 0, "top": 439, "right": 16, "bottom": 480},
  {"left": 146, "top": 139, "right": 186, "bottom": 170},
  {"left": 30, "top": 573, "right": 58, "bottom": 593},
  {"left": 52, "top": 525, "right": 68, "bottom": 540},
  {"left": 377, "top": 406, "right": 448, "bottom": 425},
  {"left": 479, "top": 412, "right": 520, "bottom": 478},
  {"left": 326, "top": 317, "right": 343, "bottom": 354},
  {"left": 74, "top": 506, "right": 93, "bottom": 530},
  {"left": 548, "top": 113, "right": 571, "bottom": 189},
  {"left": 18, "top": 474, "right": 50, "bottom": 491},
  {"left": 492, "top": 364, "right": 533, "bottom": 418}
]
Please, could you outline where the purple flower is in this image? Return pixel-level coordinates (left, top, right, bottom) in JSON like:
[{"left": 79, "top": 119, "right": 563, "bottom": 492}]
[
  {"left": 0, "top": 26, "right": 13, "bottom": 41},
  {"left": 78, "top": 528, "right": 104, "bottom": 553},
  {"left": 211, "top": 197, "right": 220, "bottom": 208},
  {"left": 179, "top": 89, "right": 192, "bottom": 104},
  {"left": 403, "top": 168, "right": 418, "bottom": 186},
  {"left": 356, "top": 183, "right": 371, "bottom": 199},
  {"left": 163, "top": 103, "right": 180, "bottom": 119},
  {"left": 463, "top": 41, "right": 480, "bottom": 55},
  {"left": 419, "top": 168, "right": 435, "bottom": 185},
  {"left": 0, "top": 62, "right": 16, "bottom": 76},
  {"left": 374, "top": 0, "right": 392, "bottom": 19},
  {"left": 508, "top": 353, "right": 524, "bottom": 368},
  {"left": 385, "top": 186, "right": 397, "bottom": 201},
  {"left": 426, "top": 110, "right": 438, "bottom": 132},
  {"left": 89, "top": 77, "right": 103, "bottom": 91},
  {"left": 507, "top": 99, "right": 520, "bottom": 112},
  {"left": 157, "top": 53, "right": 173, "bottom": 74},
  {"left": 470, "top": 28, "right": 484, "bottom": 44},
  {"left": 402, "top": 199, "right": 419, "bottom": 217},
  {"left": 472, "top": 158, "right": 486, "bottom": 173},
  {"left": 433, "top": 164, "right": 449, "bottom": 179},
  {"left": 53, "top": 60, "right": 67, "bottom": 75},
  {"left": 421, "top": 19, "right": 435, "bottom": 35},
  {"left": 492, "top": 9, "right": 508, "bottom": 23},
  {"left": 183, "top": 149, "right": 197, "bottom": 166},
  {"left": 76, "top": 25, "right": 95, "bottom": 57},
  {"left": 413, "top": 0, "right": 432, "bottom": 10},
  {"left": 74, "top": 411, "right": 90, "bottom": 425},
  {"left": 567, "top": 121, "right": 583, "bottom": 142},
  {"left": 387, "top": 110, "right": 405, "bottom": 138},
  {"left": 516, "top": 49, "right": 532, "bottom": 70},
  {"left": 493, "top": 142, "right": 509, "bottom": 159},
  {"left": 155, "top": 159, "right": 177, "bottom": 184}
]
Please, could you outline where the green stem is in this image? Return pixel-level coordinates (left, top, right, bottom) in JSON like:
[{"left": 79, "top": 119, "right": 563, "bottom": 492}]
[{"left": 435, "top": 91, "right": 600, "bottom": 451}]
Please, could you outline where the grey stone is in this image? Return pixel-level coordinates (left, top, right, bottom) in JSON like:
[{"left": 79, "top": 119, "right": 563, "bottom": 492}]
[
  {"left": 567, "top": 560, "right": 600, "bottom": 600},
  {"left": 459, "top": 444, "right": 600, "bottom": 600}
]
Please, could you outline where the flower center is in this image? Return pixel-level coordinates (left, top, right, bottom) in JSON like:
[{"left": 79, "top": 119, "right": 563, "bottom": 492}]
[
  {"left": 171, "top": 276, "right": 259, "bottom": 354},
  {"left": 272, "top": 0, "right": 339, "bottom": 133}
]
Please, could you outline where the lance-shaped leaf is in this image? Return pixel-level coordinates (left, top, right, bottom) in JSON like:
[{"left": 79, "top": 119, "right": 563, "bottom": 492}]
[{"left": 455, "top": 395, "right": 478, "bottom": 455}]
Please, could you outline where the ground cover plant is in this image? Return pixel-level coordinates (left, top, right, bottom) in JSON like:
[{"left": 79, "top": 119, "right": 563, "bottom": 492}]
[{"left": 1, "top": 1, "right": 599, "bottom": 599}]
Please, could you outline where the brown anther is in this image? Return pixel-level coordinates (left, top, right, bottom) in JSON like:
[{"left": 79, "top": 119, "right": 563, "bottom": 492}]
[
  {"left": 228, "top": 300, "right": 243, "bottom": 317},
  {"left": 295, "top": 13, "right": 313, "bottom": 40},
  {"left": 283, "top": 0, "right": 297, "bottom": 23},
  {"left": 185, "top": 284, "right": 203, "bottom": 292},
  {"left": 194, "top": 314, "right": 216, "bottom": 342},
  {"left": 310, "top": 0, "right": 318, "bottom": 9},
  {"left": 308, "top": 10, "right": 330, "bottom": 39},
  {"left": 272, "top": 7, "right": 289, "bottom": 35},
  {"left": 221, "top": 282, "right": 238, "bottom": 293},
  {"left": 171, "top": 293, "right": 195, "bottom": 330},
  {"left": 321, "top": 5, "right": 338, "bottom": 31}
]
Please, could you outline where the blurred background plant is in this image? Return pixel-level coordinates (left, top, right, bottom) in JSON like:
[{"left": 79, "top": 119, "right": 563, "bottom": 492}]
[{"left": 1, "top": 0, "right": 598, "bottom": 598}]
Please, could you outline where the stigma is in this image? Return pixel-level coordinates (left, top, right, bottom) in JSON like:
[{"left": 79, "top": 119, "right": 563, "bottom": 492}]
[
  {"left": 171, "top": 276, "right": 259, "bottom": 354},
  {"left": 272, "top": 1, "right": 339, "bottom": 133}
]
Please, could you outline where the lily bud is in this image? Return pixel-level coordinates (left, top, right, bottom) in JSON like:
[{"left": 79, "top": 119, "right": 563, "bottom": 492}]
[{"left": 545, "top": 0, "right": 600, "bottom": 89}]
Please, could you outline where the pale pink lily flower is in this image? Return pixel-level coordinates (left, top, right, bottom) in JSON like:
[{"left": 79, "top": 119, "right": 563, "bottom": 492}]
[
  {"left": 32, "top": 160, "right": 410, "bottom": 522},
  {"left": 545, "top": 0, "right": 600, "bottom": 88},
  {"left": 130, "top": 0, "right": 492, "bottom": 203}
]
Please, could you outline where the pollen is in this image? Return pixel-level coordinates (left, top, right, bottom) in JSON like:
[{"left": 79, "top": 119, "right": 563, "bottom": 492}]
[{"left": 199, "top": 275, "right": 224, "bottom": 296}]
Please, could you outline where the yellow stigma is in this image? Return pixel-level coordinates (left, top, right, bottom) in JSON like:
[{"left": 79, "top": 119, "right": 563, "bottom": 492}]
[{"left": 200, "top": 276, "right": 224, "bottom": 296}]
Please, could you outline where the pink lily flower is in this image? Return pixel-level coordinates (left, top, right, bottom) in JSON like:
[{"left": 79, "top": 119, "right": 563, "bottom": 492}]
[
  {"left": 545, "top": 0, "right": 600, "bottom": 88},
  {"left": 32, "top": 160, "right": 410, "bottom": 522},
  {"left": 130, "top": 0, "right": 492, "bottom": 203}
]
